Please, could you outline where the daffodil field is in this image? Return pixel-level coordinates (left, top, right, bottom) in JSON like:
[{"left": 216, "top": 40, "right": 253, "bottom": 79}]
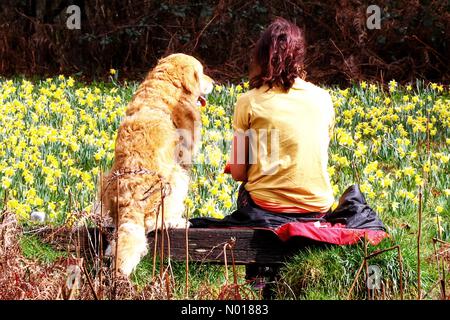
[
  {"left": 0, "top": 75, "right": 449, "bottom": 298},
  {"left": 330, "top": 81, "right": 449, "bottom": 239}
]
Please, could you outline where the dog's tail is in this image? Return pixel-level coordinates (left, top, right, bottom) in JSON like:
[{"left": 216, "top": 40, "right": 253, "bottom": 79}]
[
  {"left": 114, "top": 201, "right": 148, "bottom": 276},
  {"left": 101, "top": 173, "right": 155, "bottom": 276}
]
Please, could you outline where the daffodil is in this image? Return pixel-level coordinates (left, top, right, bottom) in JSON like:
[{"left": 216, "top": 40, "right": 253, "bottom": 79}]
[{"left": 435, "top": 206, "right": 444, "bottom": 214}]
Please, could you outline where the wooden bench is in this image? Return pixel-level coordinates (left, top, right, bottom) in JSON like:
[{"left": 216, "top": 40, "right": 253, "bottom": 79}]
[
  {"left": 148, "top": 228, "right": 302, "bottom": 264},
  {"left": 147, "top": 228, "right": 316, "bottom": 298},
  {"left": 39, "top": 227, "right": 311, "bottom": 298}
]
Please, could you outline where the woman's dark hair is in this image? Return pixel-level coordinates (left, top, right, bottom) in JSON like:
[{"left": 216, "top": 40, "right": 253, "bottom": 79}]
[{"left": 250, "top": 17, "right": 306, "bottom": 91}]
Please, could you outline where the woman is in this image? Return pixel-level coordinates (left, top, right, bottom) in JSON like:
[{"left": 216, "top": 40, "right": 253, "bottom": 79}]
[
  {"left": 229, "top": 17, "right": 335, "bottom": 216},
  {"left": 192, "top": 18, "right": 384, "bottom": 241}
]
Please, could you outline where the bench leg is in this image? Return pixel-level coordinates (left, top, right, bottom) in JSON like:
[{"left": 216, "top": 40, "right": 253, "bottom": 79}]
[{"left": 245, "top": 264, "right": 280, "bottom": 300}]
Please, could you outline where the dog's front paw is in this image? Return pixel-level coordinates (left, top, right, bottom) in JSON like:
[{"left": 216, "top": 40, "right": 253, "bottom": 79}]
[{"left": 165, "top": 218, "right": 189, "bottom": 229}]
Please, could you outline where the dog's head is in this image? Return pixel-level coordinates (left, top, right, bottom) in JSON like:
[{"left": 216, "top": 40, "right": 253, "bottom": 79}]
[
  {"left": 155, "top": 53, "right": 214, "bottom": 106},
  {"left": 153, "top": 54, "right": 214, "bottom": 168}
]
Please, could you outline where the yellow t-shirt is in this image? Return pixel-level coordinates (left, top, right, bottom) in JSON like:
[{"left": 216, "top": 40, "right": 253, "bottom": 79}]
[{"left": 233, "top": 78, "right": 335, "bottom": 213}]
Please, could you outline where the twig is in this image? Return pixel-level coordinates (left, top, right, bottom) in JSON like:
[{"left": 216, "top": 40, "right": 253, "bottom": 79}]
[
  {"left": 98, "top": 170, "right": 104, "bottom": 299},
  {"left": 397, "top": 245, "right": 404, "bottom": 300},
  {"left": 193, "top": 14, "right": 219, "bottom": 50},
  {"left": 433, "top": 238, "right": 448, "bottom": 299},
  {"left": 432, "top": 239, "right": 444, "bottom": 299},
  {"left": 83, "top": 222, "right": 97, "bottom": 266},
  {"left": 65, "top": 279, "right": 77, "bottom": 300},
  {"left": 1, "top": 190, "right": 9, "bottom": 219},
  {"left": 348, "top": 245, "right": 403, "bottom": 300},
  {"left": 160, "top": 182, "right": 165, "bottom": 279},
  {"left": 76, "top": 227, "right": 81, "bottom": 266},
  {"left": 347, "top": 258, "right": 366, "bottom": 300},
  {"left": 422, "top": 279, "right": 441, "bottom": 300},
  {"left": 81, "top": 261, "right": 99, "bottom": 300},
  {"left": 164, "top": 226, "right": 173, "bottom": 299},
  {"left": 433, "top": 238, "right": 450, "bottom": 246},
  {"left": 351, "top": 160, "right": 361, "bottom": 186},
  {"left": 185, "top": 211, "right": 190, "bottom": 299},
  {"left": 364, "top": 233, "right": 370, "bottom": 300},
  {"left": 165, "top": 272, "right": 172, "bottom": 300},
  {"left": 417, "top": 186, "right": 423, "bottom": 300},
  {"left": 223, "top": 242, "right": 229, "bottom": 283},
  {"left": 152, "top": 208, "right": 160, "bottom": 279},
  {"left": 229, "top": 238, "right": 239, "bottom": 299},
  {"left": 22, "top": 226, "right": 52, "bottom": 235},
  {"left": 426, "top": 112, "right": 430, "bottom": 157},
  {"left": 113, "top": 176, "right": 120, "bottom": 299},
  {"left": 330, "top": 39, "right": 353, "bottom": 79},
  {"left": 409, "top": 35, "right": 448, "bottom": 66}
]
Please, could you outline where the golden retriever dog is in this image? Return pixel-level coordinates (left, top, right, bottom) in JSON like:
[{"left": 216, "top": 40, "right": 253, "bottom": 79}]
[{"left": 101, "top": 54, "right": 214, "bottom": 276}]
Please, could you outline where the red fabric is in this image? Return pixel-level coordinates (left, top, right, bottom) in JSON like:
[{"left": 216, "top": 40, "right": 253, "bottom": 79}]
[
  {"left": 274, "top": 221, "right": 388, "bottom": 245},
  {"left": 251, "top": 195, "right": 315, "bottom": 214}
]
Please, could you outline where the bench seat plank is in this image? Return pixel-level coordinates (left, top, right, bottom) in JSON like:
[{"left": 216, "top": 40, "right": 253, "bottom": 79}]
[{"left": 148, "top": 228, "right": 303, "bottom": 265}]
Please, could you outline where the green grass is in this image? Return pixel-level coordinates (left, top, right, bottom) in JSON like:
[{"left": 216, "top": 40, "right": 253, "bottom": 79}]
[
  {"left": 131, "top": 254, "right": 254, "bottom": 299},
  {"left": 19, "top": 234, "right": 66, "bottom": 264},
  {"left": 17, "top": 232, "right": 254, "bottom": 299},
  {"left": 277, "top": 207, "right": 443, "bottom": 300}
]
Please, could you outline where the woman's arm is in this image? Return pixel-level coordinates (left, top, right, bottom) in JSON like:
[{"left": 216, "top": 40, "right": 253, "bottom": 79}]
[{"left": 229, "top": 130, "right": 249, "bottom": 182}]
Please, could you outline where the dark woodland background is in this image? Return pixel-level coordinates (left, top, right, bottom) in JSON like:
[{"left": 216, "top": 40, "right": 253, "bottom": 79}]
[{"left": 0, "top": 0, "right": 449, "bottom": 85}]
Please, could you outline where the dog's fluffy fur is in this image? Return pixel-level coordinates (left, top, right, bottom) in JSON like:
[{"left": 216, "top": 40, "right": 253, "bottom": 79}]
[{"left": 101, "top": 54, "right": 213, "bottom": 275}]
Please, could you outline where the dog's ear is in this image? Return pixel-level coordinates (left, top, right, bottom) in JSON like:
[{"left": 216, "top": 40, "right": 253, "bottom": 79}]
[
  {"left": 172, "top": 101, "right": 200, "bottom": 131},
  {"left": 172, "top": 102, "right": 201, "bottom": 168},
  {"left": 181, "top": 65, "right": 200, "bottom": 94}
]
